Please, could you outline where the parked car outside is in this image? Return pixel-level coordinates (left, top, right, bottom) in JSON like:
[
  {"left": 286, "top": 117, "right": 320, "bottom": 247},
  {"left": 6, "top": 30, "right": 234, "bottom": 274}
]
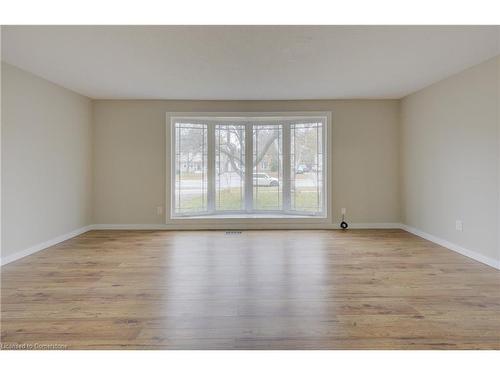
[
  {"left": 296, "top": 164, "right": 310, "bottom": 174},
  {"left": 253, "top": 173, "right": 279, "bottom": 187}
]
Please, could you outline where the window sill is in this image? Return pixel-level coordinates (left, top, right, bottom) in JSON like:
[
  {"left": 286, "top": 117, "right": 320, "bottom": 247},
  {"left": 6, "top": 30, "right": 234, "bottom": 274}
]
[{"left": 170, "top": 213, "right": 327, "bottom": 220}]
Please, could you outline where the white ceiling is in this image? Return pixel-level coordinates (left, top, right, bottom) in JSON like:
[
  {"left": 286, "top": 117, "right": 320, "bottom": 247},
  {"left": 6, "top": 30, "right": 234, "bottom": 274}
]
[{"left": 2, "top": 26, "right": 499, "bottom": 100}]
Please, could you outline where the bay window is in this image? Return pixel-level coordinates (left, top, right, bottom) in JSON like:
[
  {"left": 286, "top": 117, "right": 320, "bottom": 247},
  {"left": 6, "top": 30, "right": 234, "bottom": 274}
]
[{"left": 170, "top": 113, "right": 328, "bottom": 218}]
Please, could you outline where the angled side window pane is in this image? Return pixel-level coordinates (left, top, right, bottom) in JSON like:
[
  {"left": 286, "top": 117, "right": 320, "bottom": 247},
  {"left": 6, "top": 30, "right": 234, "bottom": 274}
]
[
  {"left": 174, "top": 122, "right": 208, "bottom": 215},
  {"left": 290, "top": 122, "right": 324, "bottom": 214}
]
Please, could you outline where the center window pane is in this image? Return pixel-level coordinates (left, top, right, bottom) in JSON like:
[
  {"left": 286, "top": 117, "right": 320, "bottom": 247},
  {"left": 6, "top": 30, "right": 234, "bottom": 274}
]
[
  {"left": 253, "top": 124, "right": 283, "bottom": 210},
  {"left": 215, "top": 124, "right": 245, "bottom": 211}
]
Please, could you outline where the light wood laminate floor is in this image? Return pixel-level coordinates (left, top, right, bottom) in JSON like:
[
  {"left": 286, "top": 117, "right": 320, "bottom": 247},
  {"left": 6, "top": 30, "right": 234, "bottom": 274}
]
[{"left": 1, "top": 229, "right": 499, "bottom": 349}]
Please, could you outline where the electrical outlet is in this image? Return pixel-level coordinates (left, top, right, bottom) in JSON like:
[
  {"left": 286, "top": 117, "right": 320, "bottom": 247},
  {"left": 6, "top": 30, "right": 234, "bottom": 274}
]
[
  {"left": 341, "top": 208, "right": 346, "bottom": 215},
  {"left": 156, "top": 206, "right": 163, "bottom": 216},
  {"left": 455, "top": 220, "right": 463, "bottom": 232}
]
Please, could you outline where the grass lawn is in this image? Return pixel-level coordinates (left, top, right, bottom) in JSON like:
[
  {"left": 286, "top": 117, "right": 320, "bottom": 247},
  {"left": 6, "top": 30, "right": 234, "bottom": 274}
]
[
  {"left": 178, "top": 172, "right": 204, "bottom": 180},
  {"left": 178, "top": 187, "right": 319, "bottom": 213}
]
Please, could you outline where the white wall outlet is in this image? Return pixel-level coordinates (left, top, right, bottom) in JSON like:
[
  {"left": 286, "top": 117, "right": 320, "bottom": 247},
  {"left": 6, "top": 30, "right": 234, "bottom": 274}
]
[
  {"left": 156, "top": 206, "right": 163, "bottom": 216},
  {"left": 341, "top": 208, "right": 346, "bottom": 215},
  {"left": 455, "top": 220, "right": 463, "bottom": 232}
]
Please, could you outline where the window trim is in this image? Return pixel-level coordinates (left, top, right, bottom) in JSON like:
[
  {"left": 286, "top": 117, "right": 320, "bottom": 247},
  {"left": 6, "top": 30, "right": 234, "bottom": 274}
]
[{"left": 166, "top": 112, "right": 332, "bottom": 222}]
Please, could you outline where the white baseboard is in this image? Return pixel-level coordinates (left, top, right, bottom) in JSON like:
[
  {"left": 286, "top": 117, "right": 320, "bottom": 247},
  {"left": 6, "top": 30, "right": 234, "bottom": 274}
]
[
  {"left": 91, "top": 222, "right": 402, "bottom": 231},
  {"left": 400, "top": 224, "right": 500, "bottom": 270},
  {"left": 90, "top": 224, "right": 169, "bottom": 230},
  {"left": 345, "top": 222, "right": 402, "bottom": 229},
  {"left": 0, "top": 225, "right": 93, "bottom": 266}
]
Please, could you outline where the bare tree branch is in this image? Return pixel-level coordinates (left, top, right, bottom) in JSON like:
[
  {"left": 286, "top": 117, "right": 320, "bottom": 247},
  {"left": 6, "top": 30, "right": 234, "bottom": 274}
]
[
  {"left": 217, "top": 129, "right": 279, "bottom": 177},
  {"left": 255, "top": 130, "right": 279, "bottom": 166}
]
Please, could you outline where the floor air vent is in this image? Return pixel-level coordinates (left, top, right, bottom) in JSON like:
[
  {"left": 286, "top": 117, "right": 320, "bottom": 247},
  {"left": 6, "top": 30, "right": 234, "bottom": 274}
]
[{"left": 225, "top": 231, "right": 242, "bottom": 235}]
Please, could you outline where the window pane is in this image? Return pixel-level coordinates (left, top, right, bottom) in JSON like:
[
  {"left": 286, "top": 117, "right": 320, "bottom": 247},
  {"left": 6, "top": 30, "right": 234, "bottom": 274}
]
[
  {"left": 253, "top": 124, "right": 283, "bottom": 210},
  {"left": 174, "top": 123, "right": 207, "bottom": 214},
  {"left": 290, "top": 122, "right": 323, "bottom": 213},
  {"left": 215, "top": 124, "right": 245, "bottom": 211}
]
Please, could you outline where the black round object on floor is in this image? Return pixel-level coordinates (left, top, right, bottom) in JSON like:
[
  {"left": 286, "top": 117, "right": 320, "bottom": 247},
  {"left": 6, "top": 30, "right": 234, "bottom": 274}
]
[{"left": 340, "top": 221, "right": 348, "bottom": 230}]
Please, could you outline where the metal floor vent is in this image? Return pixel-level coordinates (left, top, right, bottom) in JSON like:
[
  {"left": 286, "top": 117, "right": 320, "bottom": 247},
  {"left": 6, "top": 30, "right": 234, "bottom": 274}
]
[{"left": 225, "top": 231, "right": 242, "bottom": 235}]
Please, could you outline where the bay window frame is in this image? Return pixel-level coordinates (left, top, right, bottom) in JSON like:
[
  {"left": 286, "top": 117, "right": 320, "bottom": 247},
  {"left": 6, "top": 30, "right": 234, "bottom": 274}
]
[{"left": 168, "top": 112, "right": 330, "bottom": 220}]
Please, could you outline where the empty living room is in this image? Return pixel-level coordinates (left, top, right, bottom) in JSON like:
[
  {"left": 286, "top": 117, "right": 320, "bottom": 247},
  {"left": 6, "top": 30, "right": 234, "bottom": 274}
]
[{"left": 1, "top": 1, "right": 499, "bottom": 372}]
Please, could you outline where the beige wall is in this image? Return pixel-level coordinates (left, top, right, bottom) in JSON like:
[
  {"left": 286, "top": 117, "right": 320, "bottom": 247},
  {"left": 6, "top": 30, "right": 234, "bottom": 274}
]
[
  {"left": 93, "top": 100, "right": 401, "bottom": 226},
  {"left": 401, "top": 56, "right": 500, "bottom": 262},
  {"left": 1, "top": 63, "right": 93, "bottom": 259},
  {"left": 497, "top": 56, "right": 500, "bottom": 261}
]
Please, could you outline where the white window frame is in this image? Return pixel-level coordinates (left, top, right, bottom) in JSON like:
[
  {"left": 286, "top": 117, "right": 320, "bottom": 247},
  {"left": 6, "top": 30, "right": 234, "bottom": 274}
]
[{"left": 167, "top": 112, "right": 331, "bottom": 221}]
